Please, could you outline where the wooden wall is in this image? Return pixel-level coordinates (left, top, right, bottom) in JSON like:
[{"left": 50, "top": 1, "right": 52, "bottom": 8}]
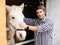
[{"left": 0, "top": 0, "right": 7, "bottom": 45}]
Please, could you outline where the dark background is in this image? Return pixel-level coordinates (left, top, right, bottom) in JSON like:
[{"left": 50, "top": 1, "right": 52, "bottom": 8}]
[{"left": 6, "top": 0, "right": 46, "bottom": 43}]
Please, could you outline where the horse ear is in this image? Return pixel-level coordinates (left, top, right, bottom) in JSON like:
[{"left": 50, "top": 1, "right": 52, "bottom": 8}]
[
  {"left": 19, "top": 3, "right": 24, "bottom": 10},
  {"left": 6, "top": 5, "right": 11, "bottom": 12}
]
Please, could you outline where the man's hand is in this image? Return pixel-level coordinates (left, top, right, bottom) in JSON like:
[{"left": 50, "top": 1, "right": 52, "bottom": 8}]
[{"left": 19, "top": 22, "right": 27, "bottom": 29}]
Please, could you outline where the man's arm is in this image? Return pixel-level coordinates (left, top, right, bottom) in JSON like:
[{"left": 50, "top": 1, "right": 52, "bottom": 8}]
[
  {"left": 27, "top": 25, "right": 38, "bottom": 31},
  {"left": 20, "top": 19, "right": 54, "bottom": 32},
  {"left": 24, "top": 17, "right": 36, "bottom": 25},
  {"left": 28, "top": 20, "right": 54, "bottom": 32}
]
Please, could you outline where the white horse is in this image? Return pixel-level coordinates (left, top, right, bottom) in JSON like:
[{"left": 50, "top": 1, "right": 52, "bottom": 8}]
[{"left": 6, "top": 3, "right": 26, "bottom": 45}]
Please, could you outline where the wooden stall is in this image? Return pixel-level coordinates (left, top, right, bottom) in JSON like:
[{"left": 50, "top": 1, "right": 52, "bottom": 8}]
[{"left": 0, "top": 0, "right": 7, "bottom": 45}]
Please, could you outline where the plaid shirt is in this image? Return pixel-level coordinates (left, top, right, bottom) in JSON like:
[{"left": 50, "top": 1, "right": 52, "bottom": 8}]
[{"left": 24, "top": 17, "right": 54, "bottom": 45}]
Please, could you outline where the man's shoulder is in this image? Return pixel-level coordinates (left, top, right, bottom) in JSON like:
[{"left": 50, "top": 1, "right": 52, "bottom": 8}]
[{"left": 46, "top": 18, "right": 54, "bottom": 25}]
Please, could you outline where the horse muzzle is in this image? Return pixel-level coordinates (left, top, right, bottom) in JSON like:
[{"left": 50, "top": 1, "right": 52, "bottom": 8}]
[{"left": 16, "top": 29, "right": 26, "bottom": 41}]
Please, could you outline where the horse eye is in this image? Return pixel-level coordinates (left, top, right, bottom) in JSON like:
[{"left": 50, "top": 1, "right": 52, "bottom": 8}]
[{"left": 12, "top": 17, "right": 15, "bottom": 19}]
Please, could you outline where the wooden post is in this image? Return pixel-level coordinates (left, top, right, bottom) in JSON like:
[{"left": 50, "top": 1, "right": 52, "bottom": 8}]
[{"left": 0, "top": 0, "right": 7, "bottom": 45}]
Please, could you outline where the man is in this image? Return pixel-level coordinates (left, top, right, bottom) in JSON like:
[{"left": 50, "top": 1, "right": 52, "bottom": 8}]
[{"left": 19, "top": 5, "right": 54, "bottom": 45}]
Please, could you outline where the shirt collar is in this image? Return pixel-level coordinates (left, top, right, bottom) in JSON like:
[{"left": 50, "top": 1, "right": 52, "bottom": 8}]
[{"left": 38, "top": 16, "right": 47, "bottom": 23}]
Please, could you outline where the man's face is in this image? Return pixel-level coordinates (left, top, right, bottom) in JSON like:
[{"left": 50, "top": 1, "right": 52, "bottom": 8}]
[{"left": 36, "top": 9, "right": 45, "bottom": 19}]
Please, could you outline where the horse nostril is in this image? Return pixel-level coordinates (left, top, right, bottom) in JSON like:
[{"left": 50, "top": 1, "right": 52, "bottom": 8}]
[
  {"left": 12, "top": 17, "right": 15, "bottom": 19},
  {"left": 20, "top": 34, "right": 22, "bottom": 38}
]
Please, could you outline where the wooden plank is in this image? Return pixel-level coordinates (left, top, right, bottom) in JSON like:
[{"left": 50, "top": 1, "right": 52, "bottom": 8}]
[{"left": 0, "top": 0, "right": 7, "bottom": 45}]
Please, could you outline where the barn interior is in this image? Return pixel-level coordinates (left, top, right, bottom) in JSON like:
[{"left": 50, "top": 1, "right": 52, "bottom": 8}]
[{"left": 6, "top": 0, "right": 46, "bottom": 45}]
